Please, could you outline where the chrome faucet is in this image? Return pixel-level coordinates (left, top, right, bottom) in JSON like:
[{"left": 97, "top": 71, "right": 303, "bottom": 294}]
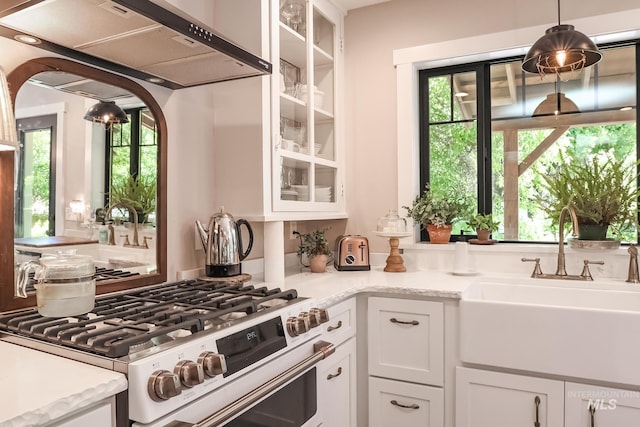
[
  {"left": 105, "top": 202, "right": 140, "bottom": 247},
  {"left": 522, "top": 205, "right": 604, "bottom": 280}
]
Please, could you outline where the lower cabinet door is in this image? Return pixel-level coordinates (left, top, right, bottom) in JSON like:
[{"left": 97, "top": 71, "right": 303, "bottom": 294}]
[
  {"left": 369, "top": 376, "right": 443, "bottom": 427},
  {"left": 456, "top": 367, "right": 564, "bottom": 427},
  {"left": 318, "top": 337, "right": 356, "bottom": 427},
  {"left": 565, "top": 382, "right": 640, "bottom": 426}
]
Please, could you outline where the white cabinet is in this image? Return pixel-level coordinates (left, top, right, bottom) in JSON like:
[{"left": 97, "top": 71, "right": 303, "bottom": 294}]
[
  {"left": 456, "top": 368, "right": 640, "bottom": 427},
  {"left": 369, "top": 376, "right": 443, "bottom": 427},
  {"left": 49, "top": 398, "right": 115, "bottom": 427},
  {"left": 273, "top": 0, "right": 345, "bottom": 214},
  {"left": 367, "top": 297, "right": 445, "bottom": 426},
  {"left": 368, "top": 297, "right": 444, "bottom": 386},
  {"left": 565, "top": 382, "right": 640, "bottom": 426},
  {"left": 322, "top": 297, "right": 356, "bottom": 347},
  {"left": 318, "top": 336, "right": 356, "bottom": 427},
  {"left": 317, "top": 298, "right": 357, "bottom": 426},
  {"left": 456, "top": 367, "right": 564, "bottom": 427}
]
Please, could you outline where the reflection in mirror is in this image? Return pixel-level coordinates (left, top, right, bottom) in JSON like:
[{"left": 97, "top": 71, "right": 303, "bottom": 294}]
[{"left": 3, "top": 57, "right": 167, "bottom": 312}]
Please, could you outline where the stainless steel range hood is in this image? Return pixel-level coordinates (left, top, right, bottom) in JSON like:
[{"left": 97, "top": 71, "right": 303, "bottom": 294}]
[{"left": 0, "top": 0, "right": 272, "bottom": 89}]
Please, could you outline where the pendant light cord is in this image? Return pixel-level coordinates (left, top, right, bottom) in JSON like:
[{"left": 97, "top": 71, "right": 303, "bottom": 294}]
[{"left": 557, "top": 0, "right": 561, "bottom": 26}]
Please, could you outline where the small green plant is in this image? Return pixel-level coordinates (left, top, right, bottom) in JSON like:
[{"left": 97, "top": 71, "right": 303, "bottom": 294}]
[
  {"left": 294, "top": 228, "right": 332, "bottom": 258},
  {"left": 466, "top": 213, "right": 500, "bottom": 232},
  {"left": 403, "top": 184, "right": 471, "bottom": 228},
  {"left": 109, "top": 174, "right": 157, "bottom": 220},
  {"left": 536, "top": 154, "right": 640, "bottom": 237}
]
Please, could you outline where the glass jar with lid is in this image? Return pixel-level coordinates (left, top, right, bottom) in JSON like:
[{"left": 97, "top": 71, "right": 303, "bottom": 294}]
[{"left": 377, "top": 209, "right": 408, "bottom": 234}]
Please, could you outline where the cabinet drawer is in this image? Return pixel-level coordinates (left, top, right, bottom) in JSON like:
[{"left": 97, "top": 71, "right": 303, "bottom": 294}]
[
  {"left": 456, "top": 367, "right": 564, "bottom": 427},
  {"left": 318, "top": 337, "right": 356, "bottom": 427},
  {"left": 368, "top": 297, "right": 443, "bottom": 385},
  {"left": 369, "top": 376, "right": 443, "bottom": 427},
  {"left": 565, "top": 382, "right": 640, "bottom": 426},
  {"left": 323, "top": 297, "right": 356, "bottom": 347}
]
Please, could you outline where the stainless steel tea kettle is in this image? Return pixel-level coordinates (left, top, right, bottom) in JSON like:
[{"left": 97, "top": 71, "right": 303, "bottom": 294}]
[{"left": 195, "top": 208, "right": 254, "bottom": 277}]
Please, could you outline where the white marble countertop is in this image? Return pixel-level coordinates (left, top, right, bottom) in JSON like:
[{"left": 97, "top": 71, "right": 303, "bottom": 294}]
[
  {"left": 278, "top": 263, "right": 480, "bottom": 306},
  {"left": 0, "top": 341, "right": 127, "bottom": 427}
]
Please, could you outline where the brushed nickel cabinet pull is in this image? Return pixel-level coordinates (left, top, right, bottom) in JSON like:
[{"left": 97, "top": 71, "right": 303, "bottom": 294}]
[
  {"left": 327, "top": 320, "right": 343, "bottom": 332},
  {"left": 327, "top": 366, "right": 342, "bottom": 380},
  {"left": 534, "top": 396, "right": 541, "bottom": 427},
  {"left": 589, "top": 403, "right": 596, "bottom": 427},
  {"left": 390, "top": 399, "right": 420, "bottom": 410},
  {"left": 390, "top": 318, "right": 419, "bottom": 326}
]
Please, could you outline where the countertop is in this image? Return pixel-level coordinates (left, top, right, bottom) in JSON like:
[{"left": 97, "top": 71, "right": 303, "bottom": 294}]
[
  {"left": 279, "top": 263, "right": 479, "bottom": 306},
  {"left": 0, "top": 341, "right": 127, "bottom": 427}
]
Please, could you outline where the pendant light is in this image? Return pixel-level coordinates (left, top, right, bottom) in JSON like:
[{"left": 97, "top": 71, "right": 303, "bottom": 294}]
[
  {"left": 533, "top": 76, "right": 580, "bottom": 116},
  {"left": 84, "top": 100, "right": 129, "bottom": 129},
  {"left": 0, "top": 66, "right": 19, "bottom": 151},
  {"left": 522, "top": 0, "right": 602, "bottom": 77}
]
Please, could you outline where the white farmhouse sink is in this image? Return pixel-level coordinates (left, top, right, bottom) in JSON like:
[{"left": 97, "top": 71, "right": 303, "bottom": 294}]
[{"left": 460, "top": 278, "right": 640, "bottom": 386}]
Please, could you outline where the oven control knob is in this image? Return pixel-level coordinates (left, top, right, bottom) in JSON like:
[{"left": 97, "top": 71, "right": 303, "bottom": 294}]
[
  {"left": 148, "top": 370, "right": 182, "bottom": 401},
  {"left": 286, "top": 315, "right": 310, "bottom": 336},
  {"left": 309, "top": 308, "right": 329, "bottom": 326},
  {"left": 198, "top": 351, "right": 227, "bottom": 378},
  {"left": 309, "top": 308, "right": 329, "bottom": 327},
  {"left": 174, "top": 360, "right": 205, "bottom": 388}
]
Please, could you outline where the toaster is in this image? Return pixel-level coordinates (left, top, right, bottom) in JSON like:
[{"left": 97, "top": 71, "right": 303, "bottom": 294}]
[{"left": 334, "top": 235, "right": 371, "bottom": 271}]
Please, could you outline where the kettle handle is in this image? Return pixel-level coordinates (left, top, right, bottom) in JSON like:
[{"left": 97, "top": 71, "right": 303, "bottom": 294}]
[
  {"left": 236, "top": 219, "right": 254, "bottom": 261},
  {"left": 16, "top": 260, "right": 39, "bottom": 298}
]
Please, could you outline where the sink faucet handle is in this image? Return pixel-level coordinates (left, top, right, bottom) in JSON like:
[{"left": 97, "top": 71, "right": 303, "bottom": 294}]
[
  {"left": 121, "top": 234, "right": 131, "bottom": 247},
  {"left": 627, "top": 245, "right": 639, "bottom": 283},
  {"left": 521, "top": 257, "right": 543, "bottom": 277},
  {"left": 580, "top": 260, "right": 604, "bottom": 280},
  {"left": 143, "top": 236, "right": 153, "bottom": 249}
]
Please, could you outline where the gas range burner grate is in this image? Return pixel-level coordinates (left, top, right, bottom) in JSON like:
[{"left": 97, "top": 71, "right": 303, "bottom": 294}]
[{"left": 0, "top": 279, "right": 298, "bottom": 358}]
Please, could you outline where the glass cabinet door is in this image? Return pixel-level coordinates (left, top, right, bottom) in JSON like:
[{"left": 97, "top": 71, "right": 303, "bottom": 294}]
[{"left": 275, "top": 0, "right": 341, "bottom": 212}]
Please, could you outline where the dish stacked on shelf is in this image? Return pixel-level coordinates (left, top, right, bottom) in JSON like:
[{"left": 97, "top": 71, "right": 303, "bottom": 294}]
[{"left": 315, "top": 186, "right": 332, "bottom": 202}]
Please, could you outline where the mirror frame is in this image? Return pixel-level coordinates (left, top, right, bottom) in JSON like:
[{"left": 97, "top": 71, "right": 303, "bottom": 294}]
[{"left": 1, "top": 57, "right": 167, "bottom": 312}]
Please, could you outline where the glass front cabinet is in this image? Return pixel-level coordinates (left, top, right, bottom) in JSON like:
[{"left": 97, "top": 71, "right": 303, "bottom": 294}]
[{"left": 272, "top": 0, "right": 345, "bottom": 214}]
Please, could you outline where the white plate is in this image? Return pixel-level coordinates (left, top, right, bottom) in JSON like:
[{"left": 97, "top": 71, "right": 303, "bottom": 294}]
[
  {"left": 450, "top": 270, "right": 478, "bottom": 276},
  {"left": 372, "top": 231, "right": 413, "bottom": 238}
]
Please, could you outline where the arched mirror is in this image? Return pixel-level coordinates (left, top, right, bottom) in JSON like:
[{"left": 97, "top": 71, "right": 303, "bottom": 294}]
[{"left": 0, "top": 57, "right": 167, "bottom": 312}]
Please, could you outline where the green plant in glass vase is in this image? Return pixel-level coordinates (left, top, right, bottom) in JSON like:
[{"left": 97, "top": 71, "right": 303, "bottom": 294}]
[{"left": 536, "top": 154, "right": 640, "bottom": 241}]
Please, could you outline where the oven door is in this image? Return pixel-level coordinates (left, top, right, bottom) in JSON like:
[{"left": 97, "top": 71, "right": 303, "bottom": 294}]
[{"left": 147, "top": 340, "right": 334, "bottom": 427}]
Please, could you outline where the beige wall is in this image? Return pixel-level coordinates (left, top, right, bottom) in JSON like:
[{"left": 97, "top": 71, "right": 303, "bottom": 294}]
[{"left": 343, "top": 0, "right": 640, "bottom": 252}]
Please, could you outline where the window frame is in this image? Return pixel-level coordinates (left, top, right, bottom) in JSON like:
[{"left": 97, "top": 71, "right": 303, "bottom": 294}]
[{"left": 417, "top": 41, "right": 640, "bottom": 243}]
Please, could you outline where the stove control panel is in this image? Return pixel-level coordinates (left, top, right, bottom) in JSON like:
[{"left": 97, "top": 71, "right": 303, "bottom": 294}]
[{"left": 286, "top": 307, "right": 329, "bottom": 337}]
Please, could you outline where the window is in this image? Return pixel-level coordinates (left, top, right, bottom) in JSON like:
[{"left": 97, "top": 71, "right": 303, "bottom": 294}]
[
  {"left": 104, "top": 107, "right": 157, "bottom": 219},
  {"left": 419, "top": 42, "right": 638, "bottom": 243},
  {"left": 15, "top": 114, "right": 56, "bottom": 237}
]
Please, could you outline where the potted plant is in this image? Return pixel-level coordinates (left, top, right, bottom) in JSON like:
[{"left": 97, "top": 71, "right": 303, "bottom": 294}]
[
  {"left": 403, "top": 184, "right": 470, "bottom": 244},
  {"left": 466, "top": 213, "right": 500, "bottom": 241},
  {"left": 536, "top": 154, "right": 640, "bottom": 240},
  {"left": 294, "top": 228, "right": 332, "bottom": 272},
  {"left": 109, "top": 174, "right": 157, "bottom": 224}
]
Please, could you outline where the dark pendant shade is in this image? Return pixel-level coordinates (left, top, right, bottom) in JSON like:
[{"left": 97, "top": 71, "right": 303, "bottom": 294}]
[
  {"left": 84, "top": 101, "right": 129, "bottom": 125},
  {"left": 533, "top": 92, "right": 580, "bottom": 116},
  {"left": 522, "top": 24, "right": 602, "bottom": 76}
]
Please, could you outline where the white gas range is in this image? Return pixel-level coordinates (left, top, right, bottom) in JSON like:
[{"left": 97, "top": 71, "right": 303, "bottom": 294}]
[{"left": 0, "top": 279, "right": 334, "bottom": 426}]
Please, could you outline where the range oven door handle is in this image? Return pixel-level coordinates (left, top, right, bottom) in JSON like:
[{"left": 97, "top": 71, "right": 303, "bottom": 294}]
[{"left": 164, "top": 340, "right": 335, "bottom": 427}]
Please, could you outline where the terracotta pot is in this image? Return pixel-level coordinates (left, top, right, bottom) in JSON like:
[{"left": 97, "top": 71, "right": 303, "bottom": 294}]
[
  {"left": 476, "top": 228, "right": 491, "bottom": 241},
  {"left": 426, "top": 224, "right": 452, "bottom": 244},
  {"left": 309, "top": 254, "right": 329, "bottom": 273}
]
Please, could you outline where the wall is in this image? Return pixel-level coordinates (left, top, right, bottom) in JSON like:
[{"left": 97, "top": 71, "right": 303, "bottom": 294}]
[{"left": 343, "top": 0, "right": 640, "bottom": 253}]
